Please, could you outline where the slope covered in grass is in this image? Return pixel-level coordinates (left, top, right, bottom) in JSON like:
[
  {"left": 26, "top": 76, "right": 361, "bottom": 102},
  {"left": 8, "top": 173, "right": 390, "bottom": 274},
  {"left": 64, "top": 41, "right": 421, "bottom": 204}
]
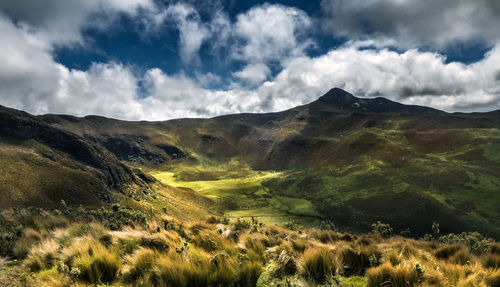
[
  {"left": 28, "top": 88, "right": 500, "bottom": 238},
  {"left": 0, "top": 210, "right": 499, "bottom": 287},
  {"left": 149, "top": 164, "right": 321, "bottom": 227}
]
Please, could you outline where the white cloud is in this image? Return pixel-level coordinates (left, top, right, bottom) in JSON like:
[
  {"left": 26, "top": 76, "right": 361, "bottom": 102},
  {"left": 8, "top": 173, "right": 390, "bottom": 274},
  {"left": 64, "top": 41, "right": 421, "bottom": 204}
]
[
  {"left": 141, "top": 69, "right": 262, "bottom": 119},
  {"left": 320, "top": 0, "right": 500, "bottom": 48},
  {"left": 233, "top": 63, "right": 271, "bottom": 86},
  {"left": 232, "top": 4, "right": 313, "bottom": 63},
  {"left": 156, "top": 3, "right": 209, "bottom": 64},
  {"left": 1, "top": 2, "right": 499, "bottom": 121},
  {"left": 255, "top": 42, "right": 500, "bottom": 112}
]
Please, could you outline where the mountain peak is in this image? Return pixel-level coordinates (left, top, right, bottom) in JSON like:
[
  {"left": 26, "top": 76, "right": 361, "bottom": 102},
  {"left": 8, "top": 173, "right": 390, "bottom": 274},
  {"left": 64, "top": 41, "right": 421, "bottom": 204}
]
[
  {"left": 318, "top": 88, "right": 358, "bottom": 104},
  {"left": 312, "top": 87, "right": 442, "bottom": 114}
]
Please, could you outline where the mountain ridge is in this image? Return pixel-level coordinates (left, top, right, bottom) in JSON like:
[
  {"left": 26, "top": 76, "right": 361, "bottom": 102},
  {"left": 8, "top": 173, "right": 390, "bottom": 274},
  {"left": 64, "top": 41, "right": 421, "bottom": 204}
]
[
  {"left": 1, "top": 88, "right": 499, "bottom": 238},
  {"left": 2, "top": 87, "right": 496, "bottom": 123}
]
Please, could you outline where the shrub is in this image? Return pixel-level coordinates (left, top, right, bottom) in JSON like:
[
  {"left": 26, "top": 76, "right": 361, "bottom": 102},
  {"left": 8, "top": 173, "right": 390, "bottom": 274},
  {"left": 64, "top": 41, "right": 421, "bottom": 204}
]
[
  {"left": 319, "top": 220, "right": 336, "bottom": 231},
  {"left": 432, "top": 222, "right": 440, "bottom": 238},
  {"left": 438, "top": 232, "right": 492, "bottom": 255},
  {"left": 300, "top": 248, "right": 336, "bottom": 284},
  {"left": 367, "top": 262, "right": 419, "bottom": 287},
  {"left": 284, "top": 221, "right": 301, "bottom": 231},
  {"left": 371, "top": 221, "right": 393, "bottom": 238},
  {"left": 233, "top": 218, "right": 251, "bottom": 232}
]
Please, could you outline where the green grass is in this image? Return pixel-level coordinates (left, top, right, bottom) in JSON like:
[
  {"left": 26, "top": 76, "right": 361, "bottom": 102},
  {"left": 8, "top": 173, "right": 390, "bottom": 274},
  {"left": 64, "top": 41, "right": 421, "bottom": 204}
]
[{"left": 149, "top": 167, "right": 321, "bottom": 227}]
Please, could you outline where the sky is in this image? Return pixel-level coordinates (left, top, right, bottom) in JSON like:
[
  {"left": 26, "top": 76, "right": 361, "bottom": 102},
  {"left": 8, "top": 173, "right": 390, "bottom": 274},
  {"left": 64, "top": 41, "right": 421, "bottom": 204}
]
[{"left": 0, "top": 0, "right": 499, "bottom": 120}]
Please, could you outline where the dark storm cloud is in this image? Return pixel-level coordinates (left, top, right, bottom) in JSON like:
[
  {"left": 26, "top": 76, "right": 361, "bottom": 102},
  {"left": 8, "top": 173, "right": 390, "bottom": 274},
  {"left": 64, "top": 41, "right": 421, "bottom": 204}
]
[
  {"left": 320, "top": 0, "right": 500, "bottom": 48},
  {"left": 0, "top": 0, "right": 154, "bottom": 45}
]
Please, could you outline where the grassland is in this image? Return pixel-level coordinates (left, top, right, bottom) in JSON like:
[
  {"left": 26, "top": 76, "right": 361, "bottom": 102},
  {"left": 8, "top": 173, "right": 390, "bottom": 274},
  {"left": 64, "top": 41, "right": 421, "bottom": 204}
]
[
  {"left": 149, "top": 164, "right": 321, "bottom": 227},
  {"left": 0, "top": 209, "right": 499, "bottom": 287}
]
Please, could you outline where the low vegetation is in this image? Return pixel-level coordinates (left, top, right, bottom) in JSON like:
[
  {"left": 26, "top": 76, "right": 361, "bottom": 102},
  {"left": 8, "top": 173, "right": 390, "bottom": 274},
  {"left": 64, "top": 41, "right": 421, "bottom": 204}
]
[{"left": 0, "top": 210, "right": 498, "bottom": 287}]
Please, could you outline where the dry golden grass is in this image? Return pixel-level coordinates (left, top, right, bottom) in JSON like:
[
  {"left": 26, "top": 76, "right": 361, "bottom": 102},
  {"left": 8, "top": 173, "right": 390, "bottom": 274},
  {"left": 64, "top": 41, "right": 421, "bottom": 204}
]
[{"left": 1, "top": 216, "right": 498, "bottom": 287}]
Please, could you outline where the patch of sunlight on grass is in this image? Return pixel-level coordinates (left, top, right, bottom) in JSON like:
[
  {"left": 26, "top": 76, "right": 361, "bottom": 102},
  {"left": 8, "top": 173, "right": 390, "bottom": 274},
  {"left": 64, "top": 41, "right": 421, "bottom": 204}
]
[
  {"left": 149, "top": 169, "right": 321, "bottom": 227},
  {"left": 337, "top": 276, "right": 367, "bottom": 287}
]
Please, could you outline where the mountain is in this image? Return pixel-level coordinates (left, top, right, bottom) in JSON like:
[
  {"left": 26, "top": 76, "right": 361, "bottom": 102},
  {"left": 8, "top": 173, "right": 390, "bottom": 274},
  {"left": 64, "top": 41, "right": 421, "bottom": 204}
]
[{"left": 2, "top": 88, "right": 499, "bottom": 238}]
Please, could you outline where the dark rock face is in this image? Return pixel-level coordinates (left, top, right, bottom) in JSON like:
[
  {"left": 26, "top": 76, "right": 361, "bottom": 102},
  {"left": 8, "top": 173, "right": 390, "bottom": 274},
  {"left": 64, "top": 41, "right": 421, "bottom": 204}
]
[
  {"left": 156, "top": 144, "right": 187, "bottom": 158},
  {"left": 100, "top": 135, "right": 164, "bottom": 163}
]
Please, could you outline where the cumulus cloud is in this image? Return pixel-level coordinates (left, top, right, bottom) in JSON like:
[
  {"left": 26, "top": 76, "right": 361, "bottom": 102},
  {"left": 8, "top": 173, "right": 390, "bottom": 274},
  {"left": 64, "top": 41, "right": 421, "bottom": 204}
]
[
  {"left": 231, "top": 4, "right": 313, "bottom": 64},
  {"left": 320, "top": 0, "right": 500, "bottom": 48},
  {"left": 233, "top": 63, "right": 271, "bottom": 86},
  {"left": 255, "top": 42, "right": 500, "bottom": 112},
  {"left": 0, "top": 2, "right": 499, "bottom": 121}
]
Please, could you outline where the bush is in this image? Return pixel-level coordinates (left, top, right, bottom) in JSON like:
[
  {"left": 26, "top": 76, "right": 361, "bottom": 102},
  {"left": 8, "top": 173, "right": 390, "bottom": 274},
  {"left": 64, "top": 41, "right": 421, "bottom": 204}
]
[
  {"left": 284, "top": 221, "right": 301, "bottom": 231},
  {"left": 233, "top": 218, "right": 251, "bottom": 232},
  {"left": 367, "top": 263, "right": 419, "bottom": 287},
  {"left": 371, "top": 221, "right": 393, "bottom": 238},
  {"left": 300, "top": 248, "right": 336, "bottom": 284},
  {"left": 319, "top": 220, "right": 336, "bottom": 231},
  {"left": 438, "top": 232, "right": 492, "bottom": 255}
]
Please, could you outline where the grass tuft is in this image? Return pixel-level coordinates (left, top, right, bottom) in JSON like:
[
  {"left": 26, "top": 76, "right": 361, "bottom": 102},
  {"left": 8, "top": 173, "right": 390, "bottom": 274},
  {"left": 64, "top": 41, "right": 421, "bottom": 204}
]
[
  {"left": 300, "top": 248, "right": 336, "bottom": 283},
  {"left": 367, "top": 262, "right": 419, "bottom": 287}
]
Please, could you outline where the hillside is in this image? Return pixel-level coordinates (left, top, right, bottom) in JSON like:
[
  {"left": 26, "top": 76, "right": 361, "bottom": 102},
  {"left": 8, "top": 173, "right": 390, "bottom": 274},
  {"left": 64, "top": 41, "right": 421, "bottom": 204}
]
[
  {"left": 0, "top": 105, "right": 214, "bottom": 222},
  {"left": 23, "top": 87, "right": 500, "bottom": 238}
]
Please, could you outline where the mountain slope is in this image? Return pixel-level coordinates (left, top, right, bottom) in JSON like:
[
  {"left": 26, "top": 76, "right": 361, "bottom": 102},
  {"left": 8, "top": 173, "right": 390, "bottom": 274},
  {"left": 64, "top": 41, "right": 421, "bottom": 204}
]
[
  {"left": 4, "top": 88, "right": 500, "bottom": 238},
  {"left": 0, "top": 105, "right": 160, "bottom": 208}
]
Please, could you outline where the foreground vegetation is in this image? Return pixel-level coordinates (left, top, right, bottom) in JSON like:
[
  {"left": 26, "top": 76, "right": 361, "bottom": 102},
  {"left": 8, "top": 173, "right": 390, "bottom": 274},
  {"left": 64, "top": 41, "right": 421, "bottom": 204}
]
[{"left": 1, "top": 208, "right": 499, "bottom": 287}]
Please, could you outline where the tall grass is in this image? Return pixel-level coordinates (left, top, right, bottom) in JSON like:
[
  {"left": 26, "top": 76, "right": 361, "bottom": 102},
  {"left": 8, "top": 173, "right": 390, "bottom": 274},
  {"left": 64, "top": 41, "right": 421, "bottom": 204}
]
[
  {"left": 300, "top": 248, "right": 336, "bottom": 283},
  {"left": 2, "top": 216, "right": 499, "bottom": 287},
  {"left": 366, "top": 262, "right": 419, "bottom": 287}
]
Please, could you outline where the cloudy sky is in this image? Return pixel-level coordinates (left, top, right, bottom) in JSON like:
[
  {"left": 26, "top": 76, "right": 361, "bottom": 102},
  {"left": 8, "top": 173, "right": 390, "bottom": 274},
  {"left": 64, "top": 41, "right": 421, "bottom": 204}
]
[{"left": 1, "top": 0, "right": 499, "bottom": 120}]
